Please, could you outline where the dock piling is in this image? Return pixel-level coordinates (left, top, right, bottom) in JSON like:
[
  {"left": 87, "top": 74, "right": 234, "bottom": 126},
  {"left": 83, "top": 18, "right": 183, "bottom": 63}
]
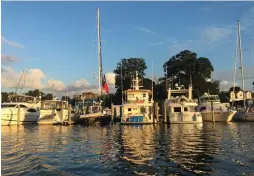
[
  {"left": 111, "top": 103, "right": 114, "bottom": 122},
  {"left": 164, "top": 101, "right": 167, "bottom": 124},
  {"left": 211, "top": 101, "right": 215, "bottom": 123},
  {"left": 155, "top": 102, "right": 159, "bottom": 123},
  {"left": 17, "top": 105, "right": 20, "bottom": 126},
  {"left": 68, "top": 104, "right": 72, "bottom": 124}
]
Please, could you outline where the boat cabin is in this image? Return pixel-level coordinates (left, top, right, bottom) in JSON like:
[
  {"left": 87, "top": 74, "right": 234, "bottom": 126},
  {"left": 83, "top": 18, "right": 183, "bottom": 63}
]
[
  {"left": 41, "top": 100, "right": 68, "bottom": 110},
  {"left": 199, "top": 94, "right": 221, "bottom": 104},
  {"left": 121, "top": 71, "right": 154, "bottom": 124}
]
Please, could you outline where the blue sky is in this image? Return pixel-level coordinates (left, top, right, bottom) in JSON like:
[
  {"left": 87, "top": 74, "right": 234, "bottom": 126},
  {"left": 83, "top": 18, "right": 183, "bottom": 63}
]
[{"left": 1, "top": 1, "right": 254, "bottom": 94}]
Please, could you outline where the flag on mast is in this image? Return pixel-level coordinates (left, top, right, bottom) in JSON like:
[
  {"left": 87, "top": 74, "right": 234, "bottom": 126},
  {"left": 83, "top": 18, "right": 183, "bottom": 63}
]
[{"left": 102, "top": 74, "right": 109, "bottom": 94}]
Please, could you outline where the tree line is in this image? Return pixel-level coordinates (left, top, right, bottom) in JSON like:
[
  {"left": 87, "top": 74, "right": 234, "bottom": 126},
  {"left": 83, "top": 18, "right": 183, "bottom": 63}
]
[
  {"left": 1, "top": 50, "right": 221, "bottom": 106},
  {"left": 113, "top": 50, "right": 220, "bottom": 104}
]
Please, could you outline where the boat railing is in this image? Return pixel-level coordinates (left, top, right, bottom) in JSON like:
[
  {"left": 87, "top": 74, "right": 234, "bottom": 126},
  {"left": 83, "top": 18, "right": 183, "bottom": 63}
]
[{"left": 126, "top": 100, "right": 153, "bottom": 104}]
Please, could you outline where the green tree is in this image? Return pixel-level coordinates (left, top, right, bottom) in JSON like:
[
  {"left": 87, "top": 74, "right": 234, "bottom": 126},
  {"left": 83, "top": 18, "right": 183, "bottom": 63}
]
[
  {"left": 25, "top": 89, "right": 45, "bottom": 97},
  {"left": 43, "top": 93, "right": 53, "bottom": 100},
  {"left": 163, "top": 50, "right": 220, "bottom": 98},
  {"left": 1, "top": 92, "right": 9, "bottom": 103},
  {"left": 113, "top": 58, "right": 147, "bottom": 92}
]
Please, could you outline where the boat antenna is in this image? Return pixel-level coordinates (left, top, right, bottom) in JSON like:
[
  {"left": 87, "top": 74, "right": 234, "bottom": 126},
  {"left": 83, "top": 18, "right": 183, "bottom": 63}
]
[
  {"left": 121, "top": 59, "right": 124, "bottom": 105},
  {"left": 152, "top": 60, "right": 154, "bottom": 102},
  {"left": 237, "top": 20, "right": 245, "bottom": 109}
]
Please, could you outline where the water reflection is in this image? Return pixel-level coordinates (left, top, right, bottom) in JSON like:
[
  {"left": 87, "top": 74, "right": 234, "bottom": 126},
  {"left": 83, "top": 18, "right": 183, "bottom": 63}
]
[{"left": 2, "top": 123, "right": 254, "bottom": 176}]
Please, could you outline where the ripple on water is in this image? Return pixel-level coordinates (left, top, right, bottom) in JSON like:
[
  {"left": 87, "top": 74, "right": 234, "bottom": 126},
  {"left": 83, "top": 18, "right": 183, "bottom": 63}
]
[{"left": 2, "top": 123, "right": 254, "bottom": 175}]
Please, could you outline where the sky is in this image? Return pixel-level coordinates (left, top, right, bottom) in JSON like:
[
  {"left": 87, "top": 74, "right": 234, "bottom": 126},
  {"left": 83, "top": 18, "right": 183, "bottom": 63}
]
[{"left": 1, "top": 1, "right": 254, "bottom": 97}]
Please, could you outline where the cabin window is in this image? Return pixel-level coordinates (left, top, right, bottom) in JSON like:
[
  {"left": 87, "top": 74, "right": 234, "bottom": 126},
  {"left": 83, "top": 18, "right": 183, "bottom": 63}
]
[
  {"left": 128, "top": 108, "right": 132, "bottom": 111},
  {"left": 27, "top": 108, "right": 37, "bottom": 113},
  {"left": 174, "top": 107, "right": 181, "bottom": 112},
  {"left": 133, "top": 108, "right": 137, "bottom": 111},
  {"left": 129, "top": 94, "right": 134, "bottom": 98},
  {"left": 19, "top": 105, "right": 27, "bottom": 108},
  {"left": 140, "top": 107, "right": 146, "bottom": 113},
  {"left": 184, "top": 107, "right": 188, "bottom": 111},
  {"left": 143, "top": 94, "right": 146, "bottom": 97}
]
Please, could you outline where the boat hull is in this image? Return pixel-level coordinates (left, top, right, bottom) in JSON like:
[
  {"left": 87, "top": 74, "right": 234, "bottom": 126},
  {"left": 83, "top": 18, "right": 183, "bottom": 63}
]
[
  {"left": 201, "top": 111, "right": 236, "bottom": 122},
  {"left": 1, "top": 109, "right": 39, "bottom": 126},
  {"left": 169, "top": 112, "right": 202, "bottom": 124},
  {"left": 38, "top": 109, "right": 69, "bottom": 125}
]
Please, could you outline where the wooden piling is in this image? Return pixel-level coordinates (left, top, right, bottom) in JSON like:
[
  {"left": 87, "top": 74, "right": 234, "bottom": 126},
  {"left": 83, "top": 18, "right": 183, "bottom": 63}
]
[
  {"left": 111, "top": 103, "right": 114, "bottom": 122},
  {"left": 211, "top": 101, "right": 215, "bottom": 123},
  {"left": 164, "top": 101, "right": 167, "bottom": 124},
  {"left": 68, "top": 104, "right": 72, "bottom": 124},
  {"left": 155, "top": 102, "right": 159, "bottom": 123},
  {"left": 17, "top": 105, "right": 20, "bottom": 126}
]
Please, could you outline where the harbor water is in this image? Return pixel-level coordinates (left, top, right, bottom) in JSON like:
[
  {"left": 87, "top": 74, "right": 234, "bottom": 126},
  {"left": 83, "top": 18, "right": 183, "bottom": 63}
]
[{"left": 2, "top": 122, "right": 254, "bottom": 176}]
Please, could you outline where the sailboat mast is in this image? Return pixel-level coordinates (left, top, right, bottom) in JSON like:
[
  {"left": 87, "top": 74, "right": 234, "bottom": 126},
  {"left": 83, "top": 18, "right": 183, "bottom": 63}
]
[
  {"left": 232, "top": 26, "right": 239, "bottom": 106},
  {"left": 152, "top": 60, "right": 154, "bottom": 102},
  {"left": 237, "top": 20, "right": 245, "bottom": 109},
  {"left": 97, "top": 8, "right": 103, "bottom": 96}
]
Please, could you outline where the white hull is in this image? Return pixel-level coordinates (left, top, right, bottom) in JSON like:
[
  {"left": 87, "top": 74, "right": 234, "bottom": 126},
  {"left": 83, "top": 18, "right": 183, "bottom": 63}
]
[
  {"left": 201, "top": 111, "right": 236, "bottom": 122},
  {"left": 1, "top": 109, "right": 39, "bottom": 126},
  {"left": 38, "top": 109, "right": 69, "bottom": 125},
  {"left": 168, "top": 112, "right": 202, "bottom": 124}
]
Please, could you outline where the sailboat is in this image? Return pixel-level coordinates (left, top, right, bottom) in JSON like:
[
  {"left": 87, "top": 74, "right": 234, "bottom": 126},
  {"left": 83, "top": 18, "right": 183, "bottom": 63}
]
[
  {"left": 1, "top": 70, "right": 41, "bottom": 125},
  {"left": 233, "top": 20, "right": 254, "bottom": 121},
  {"left": 78, "top": 8, "right": 111, "bottom": 123}
]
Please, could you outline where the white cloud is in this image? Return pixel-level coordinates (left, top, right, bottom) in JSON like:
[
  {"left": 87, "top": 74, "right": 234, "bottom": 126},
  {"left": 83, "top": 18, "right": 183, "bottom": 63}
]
[
  {"left": 1, "top": 36, "right": 24, "bottom": 48},
  {"left": 1, "top": 66, "right": 116, "bottom": 97},
  {"left": 1, "top": 55, "right": 18, "bottom": 64},
  {"left": 200, "top": 26, "right": 233, "bottom": 43},
  {"left": 148, "top": 42, "right": 164, "bottom": 46},
  {"left": 219, "top": 80, "right": 239, "bottom": 91},
  {"left": 212, "top": 66, "right": 254, "bottom": 91},
  {"left": 132, "top": 26, "right": 157, "bottom": 35},
  {"left": 1, "top": 68, "right": 46, "bottom": 90},
  {"left": 105, "top": 72, "right": 116, "bottom": 86}
]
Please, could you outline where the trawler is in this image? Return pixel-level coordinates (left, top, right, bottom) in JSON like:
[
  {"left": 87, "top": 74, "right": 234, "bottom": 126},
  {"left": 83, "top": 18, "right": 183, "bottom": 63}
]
[
  {"left": 38, "top": 99, "right": 73, "bottom": 125},
  {"left": 120, "top": 71, "right": 154, "bottom": 124},
  {"left": 164, "top": 84, "right": 202, "bottom": 124},
  {"left": 197, "top": 93, "right": 237, "bottom": 122}
]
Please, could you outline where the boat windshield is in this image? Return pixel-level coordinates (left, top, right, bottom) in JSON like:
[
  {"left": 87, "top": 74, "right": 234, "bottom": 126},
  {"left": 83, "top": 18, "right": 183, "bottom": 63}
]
[
  {"left": 1, "top": 104, "right": 17, "bottom": 108},
  {"left": 201, "top": 95, "right": 220, "bottom": 102},
  {"left": 1, "top": 104, "right": 27, "bottom": 108}
]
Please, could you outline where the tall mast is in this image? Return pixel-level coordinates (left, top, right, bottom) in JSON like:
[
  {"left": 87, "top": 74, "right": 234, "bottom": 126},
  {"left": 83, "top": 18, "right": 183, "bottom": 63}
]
[
  {"left": 152, "top": 60, "right": 154, "bottom": 102},
  {"left": 121, "top": 60, "right": 124, "bottom": 105},
  {"left": 97, "top": 8, "right": 103, "bottom": 96},
  {"left": 237, "top": 20, "right": 245, "bottom": 109},
  {"left": 232, "top": 25, "right": 239, "bottom": 105}
]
